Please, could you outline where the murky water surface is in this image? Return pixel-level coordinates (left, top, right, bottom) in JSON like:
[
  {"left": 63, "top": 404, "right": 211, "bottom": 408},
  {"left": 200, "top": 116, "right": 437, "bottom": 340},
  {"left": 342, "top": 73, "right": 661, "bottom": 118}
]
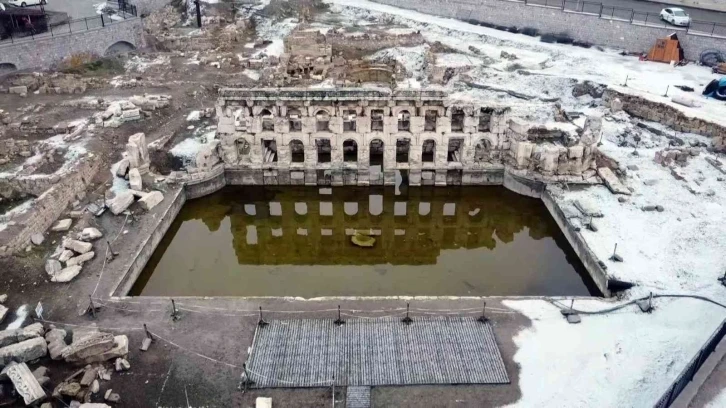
[{"left": 131, "top": 186, "right": 598, "bottom": 297}]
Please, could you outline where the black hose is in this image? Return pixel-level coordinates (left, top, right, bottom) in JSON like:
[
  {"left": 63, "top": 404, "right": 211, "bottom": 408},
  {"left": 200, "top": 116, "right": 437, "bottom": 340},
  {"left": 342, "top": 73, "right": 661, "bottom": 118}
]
[{"left": 551, "top": 293, "right": 726, "bottom": 315}]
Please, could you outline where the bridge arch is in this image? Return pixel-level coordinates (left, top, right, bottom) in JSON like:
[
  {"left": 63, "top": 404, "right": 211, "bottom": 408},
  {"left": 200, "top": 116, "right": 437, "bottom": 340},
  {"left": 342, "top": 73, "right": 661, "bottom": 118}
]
[
  {"left": 104, "top": 41, "right": 136, "bottom": 56},
  {"left": 0, "top": 63, "right": 18, "bottom": 76}
]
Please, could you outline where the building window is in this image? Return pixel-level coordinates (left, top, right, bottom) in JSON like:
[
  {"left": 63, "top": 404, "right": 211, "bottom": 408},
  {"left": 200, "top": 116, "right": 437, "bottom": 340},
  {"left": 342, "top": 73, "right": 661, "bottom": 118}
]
[
  {"left": 475, "top": 138, "right": 492, "bottom": 162},
  {"left": 451, "top": 107, "right": 465, "bottom": 132},
  {"left": 371, "top": 109, "right": 384, "bottom": 132},
  {"left": 288, "top": 108, "right": 302, "bottom": 132},
  {"left": 343, "top": 110, "right": 357, "bottom": 132},
  {"left": 343, "top": 139, "right": 358, "bottom": 162},
  {"left": 290, "top": 139, "right": 304, "bottom": 163},
  {"left": 397, "top": 110, "right": 411, "bottom": 131},
  {"left": 424, "top": 110, "right": 437, "bottom": 131},
  {"left": 316, "top": 139, "right": 331, "bottom": 163},
  {"left": 422, "top": 139, "right": 435, "bottom": 162},
  {"left": 479, "top": 108, "right": 494, "bottom": 132},
  {"left": 260, "top": 108, "right": 274, "bottom": 131},
  {"left": 316, "top": 110, "right": 330, "bottom": 132},
  {"left": 370, "top": 139, "right": 384, "bottom": 166},
  {"left": 448, "top": 138, "right": 464, "bottom": 162},
  {"left": 396, "top": 139, "right": 410, "bottom": 163},
  {"left": 263, "top": 140, "right": 277, "bottom": 163}
]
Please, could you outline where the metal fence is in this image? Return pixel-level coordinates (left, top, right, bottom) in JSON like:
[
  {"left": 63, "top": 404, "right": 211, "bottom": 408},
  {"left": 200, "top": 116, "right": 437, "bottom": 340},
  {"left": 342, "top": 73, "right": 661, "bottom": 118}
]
[
  {"left": 0, "top": 2, "right": 137, "bottom": 45},
  {"left": 457, "top": 0, "right": 726, "bottom": 38},
  {"left": 654, "top": 318, "right": 726, "bottom": 408}
]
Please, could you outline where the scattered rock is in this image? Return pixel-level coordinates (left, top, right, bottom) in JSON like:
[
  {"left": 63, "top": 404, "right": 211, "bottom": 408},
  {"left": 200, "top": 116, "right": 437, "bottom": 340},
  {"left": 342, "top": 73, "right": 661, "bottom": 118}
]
[
  {"left": 0, "top": 322, "right": 44, "bottom": 348},
  {"left": 45, "top": 327, "right": 68, "bottom": 360},
  {"left": 0, "top": 337, "right": 48, "bottom": 366},
  {"left": 66, "top": 251, "right": 95, "bottom": 267},
  {"left": 4, "top": 362, "right": 46, "bottom": 405},
  {"left": 611, "top": 253, "right": 624, "bottom": 262},
  {"left": 617, "top": 196, "right": 627, "bottom": 203},
  {"left": 80, "top": 367, "right": 99, "bottom": 386},
  {"left": 30, "top": 233, "right": 45, "bottom": 246},
  {"left": 80, "top": 404, "right": 111, "bottom": 408},
  {"left": 115, "top": 159, "right": 130, "bottom": 177},
  {"left": 0, "top": 294, "right": 5, "bottom": 304},
  {"left": 80, "top": 228, "right": 103, "bottom": 241},
  {"left": 586, "top": 219, "right": 599, "bottom": 232},
  {"left": 51, "top": 218, "right": 73, "bottom": 232},
  {"left": 59, "top": 249, "right": 75, "bottom": 263},
  {"left": 62, "top": 332, "right": 115, "bottom": 363},
  {"left": 0, "top": 305, "right": 6, "bottom": 324},
  {"left": 57, "top": 382, "right": 81, "bottom": 398},
  {"left": 104, "top": 389, "right": 120, "bottom": 403},
  {"left": 186, "top": 110, "right": 201, "bottom": 122},
  {"left": 63, "top": 239, "right": 93, "bottom": 254},
  {"left": 45, "top": 259, "right": 62, "bottom": 276},
  {"left": 138, "top": 191, "right": 163, "bottom": 211},
  {"left": 597, "top": 167, "right": 630, "bottom": 195},
  {"left": 128, "top": 168, "right": 142, "bottom": 190},
  {"left": 79, "top": 335, "right": 128, "bottom": 364},
  {"left": 626, "top": 164, "right": 638, "bottom": 171},
  {"left": 656, "top": 205, "right": 665, "bottom": 212},
  {"left": 641, "top": 205, "right": 657, "bottom": 211},
  {"left": 115, "top": 357, "right": 130, "bottom": 372},
  {"left": 91, "top": 379, "right": 100, "bottom": 394},
  {"left": 51, "top": 266, "right": 83, "bottom": 283},
  {"left": 573, "top": 199, "right": 603, "bottom": 218},
  {"left": 610, "top": 97, "right": 623, "bottom": 112},
  {"left": 105, "top": 191, "right": 134, "bottom": 215}
]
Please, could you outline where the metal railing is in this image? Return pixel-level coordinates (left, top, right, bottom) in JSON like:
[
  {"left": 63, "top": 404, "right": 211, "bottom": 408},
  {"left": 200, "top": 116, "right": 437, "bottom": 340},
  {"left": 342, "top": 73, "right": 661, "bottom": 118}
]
[
  {"left": 654, "top": 318, "right": 726, "bottom": 408},
  {"left": 456, "top": 0, "right": 726, "bottom": 38},
  {"left": 0, "top": 2, "right": 137, "bottom": 45}
]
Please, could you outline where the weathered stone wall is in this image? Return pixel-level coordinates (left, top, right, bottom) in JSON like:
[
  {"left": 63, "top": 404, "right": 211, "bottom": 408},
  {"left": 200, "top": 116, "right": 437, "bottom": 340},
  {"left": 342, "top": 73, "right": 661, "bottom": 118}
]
[
  {"left": 604, "top": 89, "right": 726, "bottom": 151},
  {"left": 327, "top": 32, "right": 425, "bottom": 51},
  {"left": 213, "top": 88, "right": 599, "bottom": 187},
  {"left": 369, "top": 0, "right": 726, "bottom": 61},
  {"left": 0, "top": 155, "right": 101, "bottom": 256},
  {"left": 0, "top": 18, "right": 143, "bottom": 71}
]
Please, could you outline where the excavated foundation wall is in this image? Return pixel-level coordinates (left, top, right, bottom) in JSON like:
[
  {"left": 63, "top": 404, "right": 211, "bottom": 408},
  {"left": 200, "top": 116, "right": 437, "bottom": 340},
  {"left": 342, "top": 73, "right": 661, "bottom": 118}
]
[
  {"left": 604, "top": 90, "right": 726, "bottom": 152},
  {"left": 0, "top": 156, "right": 101, "bottom": 255}
]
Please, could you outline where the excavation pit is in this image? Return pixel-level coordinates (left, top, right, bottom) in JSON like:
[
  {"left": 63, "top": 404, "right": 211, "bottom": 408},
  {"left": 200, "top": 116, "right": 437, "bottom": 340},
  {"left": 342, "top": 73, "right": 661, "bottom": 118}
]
[{"left": 129, "top": 186, "right": 600, "bottom": 297}]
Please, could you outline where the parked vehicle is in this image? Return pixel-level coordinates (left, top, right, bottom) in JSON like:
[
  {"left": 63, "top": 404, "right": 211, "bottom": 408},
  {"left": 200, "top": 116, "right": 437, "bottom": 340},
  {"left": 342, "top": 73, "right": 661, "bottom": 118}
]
[
  {"left": 660, "top": 8, "right": 691, "bottom": 27},
  {"left": 7, "top": 0, "right": 46, "bottom": 7},
  {"left": 0, "top": 2, "right": 48, "bottom": 39}
]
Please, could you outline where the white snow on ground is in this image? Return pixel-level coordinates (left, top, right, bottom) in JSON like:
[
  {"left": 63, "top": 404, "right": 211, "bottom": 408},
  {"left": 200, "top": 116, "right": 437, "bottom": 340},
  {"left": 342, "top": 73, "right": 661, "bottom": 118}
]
[
  {"left": 705, "top": 387, "right": 726, "bottom": 408},
  {"left": 504, "top": 298, "right": 725, "bottom": 408},
  {"left": 367, "top": 45, "right": 428, "bottom": 79},
  {"left": 434, "top": 53, "right": 484, "bottom": 67},
  {"left": 125, "top": 55, "right": 171, "bottom": 73},
  {"left": 252, "top": 18, "right": 299, "bottom": 58},
  {"left": 170, "top": 130, "right": 216, "bottom": 165},
  {"left": 331, "top": 0, "right": 726, "bottom": 126},
  {"left": 242, "top": 69, "right": 261, "bottom": 81},
  {"left": 556, "top": 120, "right": 726, "bottom": 301}
]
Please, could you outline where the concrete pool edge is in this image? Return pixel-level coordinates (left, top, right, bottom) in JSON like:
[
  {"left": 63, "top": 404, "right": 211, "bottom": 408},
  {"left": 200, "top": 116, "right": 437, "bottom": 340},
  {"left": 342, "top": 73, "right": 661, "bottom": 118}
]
[{"left": 111, "top": 167, "right": 610, "bottom": 298}]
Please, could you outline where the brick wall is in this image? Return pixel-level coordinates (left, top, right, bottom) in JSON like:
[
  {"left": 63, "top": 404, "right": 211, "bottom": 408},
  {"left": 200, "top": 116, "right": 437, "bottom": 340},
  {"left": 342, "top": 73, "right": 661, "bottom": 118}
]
[
  {"left": 370, "top": 0, "right": 726, "bottom": 61},
  {"left": 0, "top": 18, "right": 143, "bottom": 71},
  {"left": 0, "top": 155, "right": 102, "bottom": 255}
]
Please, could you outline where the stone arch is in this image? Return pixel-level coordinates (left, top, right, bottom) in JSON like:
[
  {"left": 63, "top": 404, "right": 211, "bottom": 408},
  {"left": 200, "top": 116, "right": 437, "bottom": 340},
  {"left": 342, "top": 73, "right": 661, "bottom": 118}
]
[
  {"left": 343, "top": 139, "right": 358, "bottom": 162},
  {"left": 289, "top": 139, "right": 305, "bottom": 163},
  {"left": 104, "top": 41, "right": 136, "bottom": 56},
  {"left": 0, "top": 63, "right": 18, "bottom": 76}
]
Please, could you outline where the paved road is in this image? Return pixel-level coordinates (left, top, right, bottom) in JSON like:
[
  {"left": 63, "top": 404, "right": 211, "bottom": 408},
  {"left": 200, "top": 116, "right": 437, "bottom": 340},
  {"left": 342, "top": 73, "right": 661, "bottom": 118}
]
[
  {"left": 596, "top": 0, "right": 726, "bottom": 24},
  {"left": 11, "top": 0, "right": 101, "bottom": 19}
]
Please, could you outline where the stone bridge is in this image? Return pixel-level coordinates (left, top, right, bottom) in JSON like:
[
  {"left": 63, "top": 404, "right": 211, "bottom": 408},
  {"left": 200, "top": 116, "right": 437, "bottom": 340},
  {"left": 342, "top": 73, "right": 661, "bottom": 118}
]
[{"left": 0, "top": 18, "right": 142, "bottom": 73}]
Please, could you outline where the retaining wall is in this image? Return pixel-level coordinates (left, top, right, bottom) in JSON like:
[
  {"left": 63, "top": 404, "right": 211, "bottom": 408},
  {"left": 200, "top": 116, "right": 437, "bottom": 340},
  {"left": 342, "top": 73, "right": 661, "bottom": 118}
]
[
  {"left": 134, "top": 0, "right": 172, "bottom": 15},
  {"left": 0, "top": 18, "right": 143, "bottom": 71},
  {"left": 112, "top": 186, "right": 185, "bottom": 296},
  {"left": 0, "top": 156, "right": 102, "bottom": 255},
  {"left": 370, "top": 0, "right": 726, "bottom": 61},
  {"left": 541, "top": 187, "right": 610, "bottom": 296}
]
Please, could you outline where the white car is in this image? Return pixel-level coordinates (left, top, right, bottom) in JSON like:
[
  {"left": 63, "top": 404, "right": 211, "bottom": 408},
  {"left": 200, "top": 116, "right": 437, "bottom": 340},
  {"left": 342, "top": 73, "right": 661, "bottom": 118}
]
[
  {"left": 7, "top": 0, "right": 46, "bottom": 6},
  {"left": 660, "top": 8, "right": 691, "bottom": 27}
]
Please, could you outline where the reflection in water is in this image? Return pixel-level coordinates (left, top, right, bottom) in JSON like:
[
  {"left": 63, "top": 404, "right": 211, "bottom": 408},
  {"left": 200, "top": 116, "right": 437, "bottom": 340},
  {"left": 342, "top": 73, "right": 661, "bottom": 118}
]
[{"left": 131, "top": 186, "right": 600, "bottom": 297}]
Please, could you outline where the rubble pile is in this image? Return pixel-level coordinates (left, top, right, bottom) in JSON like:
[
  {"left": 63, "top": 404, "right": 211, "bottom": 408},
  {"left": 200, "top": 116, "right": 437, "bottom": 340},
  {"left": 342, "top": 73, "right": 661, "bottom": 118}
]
[
  {"left": 654, "top": 146, "right": 701, "bottom": 167},
  {"left": 91, "top": 95, "right": 172, "bottom": 129},
  {"left": 0, "top": 307, "right": 130, "bottom": 406},
  {"left": 106, "top": 133, "right": 165, "bottom": 214},
  {"left": 0, "top": 72, "right": 106, "bottom": 95}
]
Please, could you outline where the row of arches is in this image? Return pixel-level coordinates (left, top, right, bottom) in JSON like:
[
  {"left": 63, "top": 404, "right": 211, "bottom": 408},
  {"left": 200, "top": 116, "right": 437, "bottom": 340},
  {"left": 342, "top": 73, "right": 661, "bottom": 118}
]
[
  {"left": 280, "top": 138, "right": 493, "bottom": 164},
  {"left": 255, "top": 107, "right": 494, "bottom": 133}
]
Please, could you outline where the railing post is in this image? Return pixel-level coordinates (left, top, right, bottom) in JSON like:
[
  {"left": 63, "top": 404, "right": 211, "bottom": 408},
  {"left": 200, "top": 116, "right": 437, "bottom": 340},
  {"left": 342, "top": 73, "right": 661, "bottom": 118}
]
[
  {"left": 630, "top": 10, "right": 634, "bottom": 23},
  {"left": 712, "top": 23, "right": 716, "bottom": 36},
  {"left": 101, "top": 14, "right": 105, "bottom": 28},
  {"left": 85, "top": 17, "right": 89, "bottom": 30},
  {"left": 599, "top": 4, "right": 603, "bottom": 17},
  {"left": 68, "top": 20, "right": 72, "bottom": 33}
]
